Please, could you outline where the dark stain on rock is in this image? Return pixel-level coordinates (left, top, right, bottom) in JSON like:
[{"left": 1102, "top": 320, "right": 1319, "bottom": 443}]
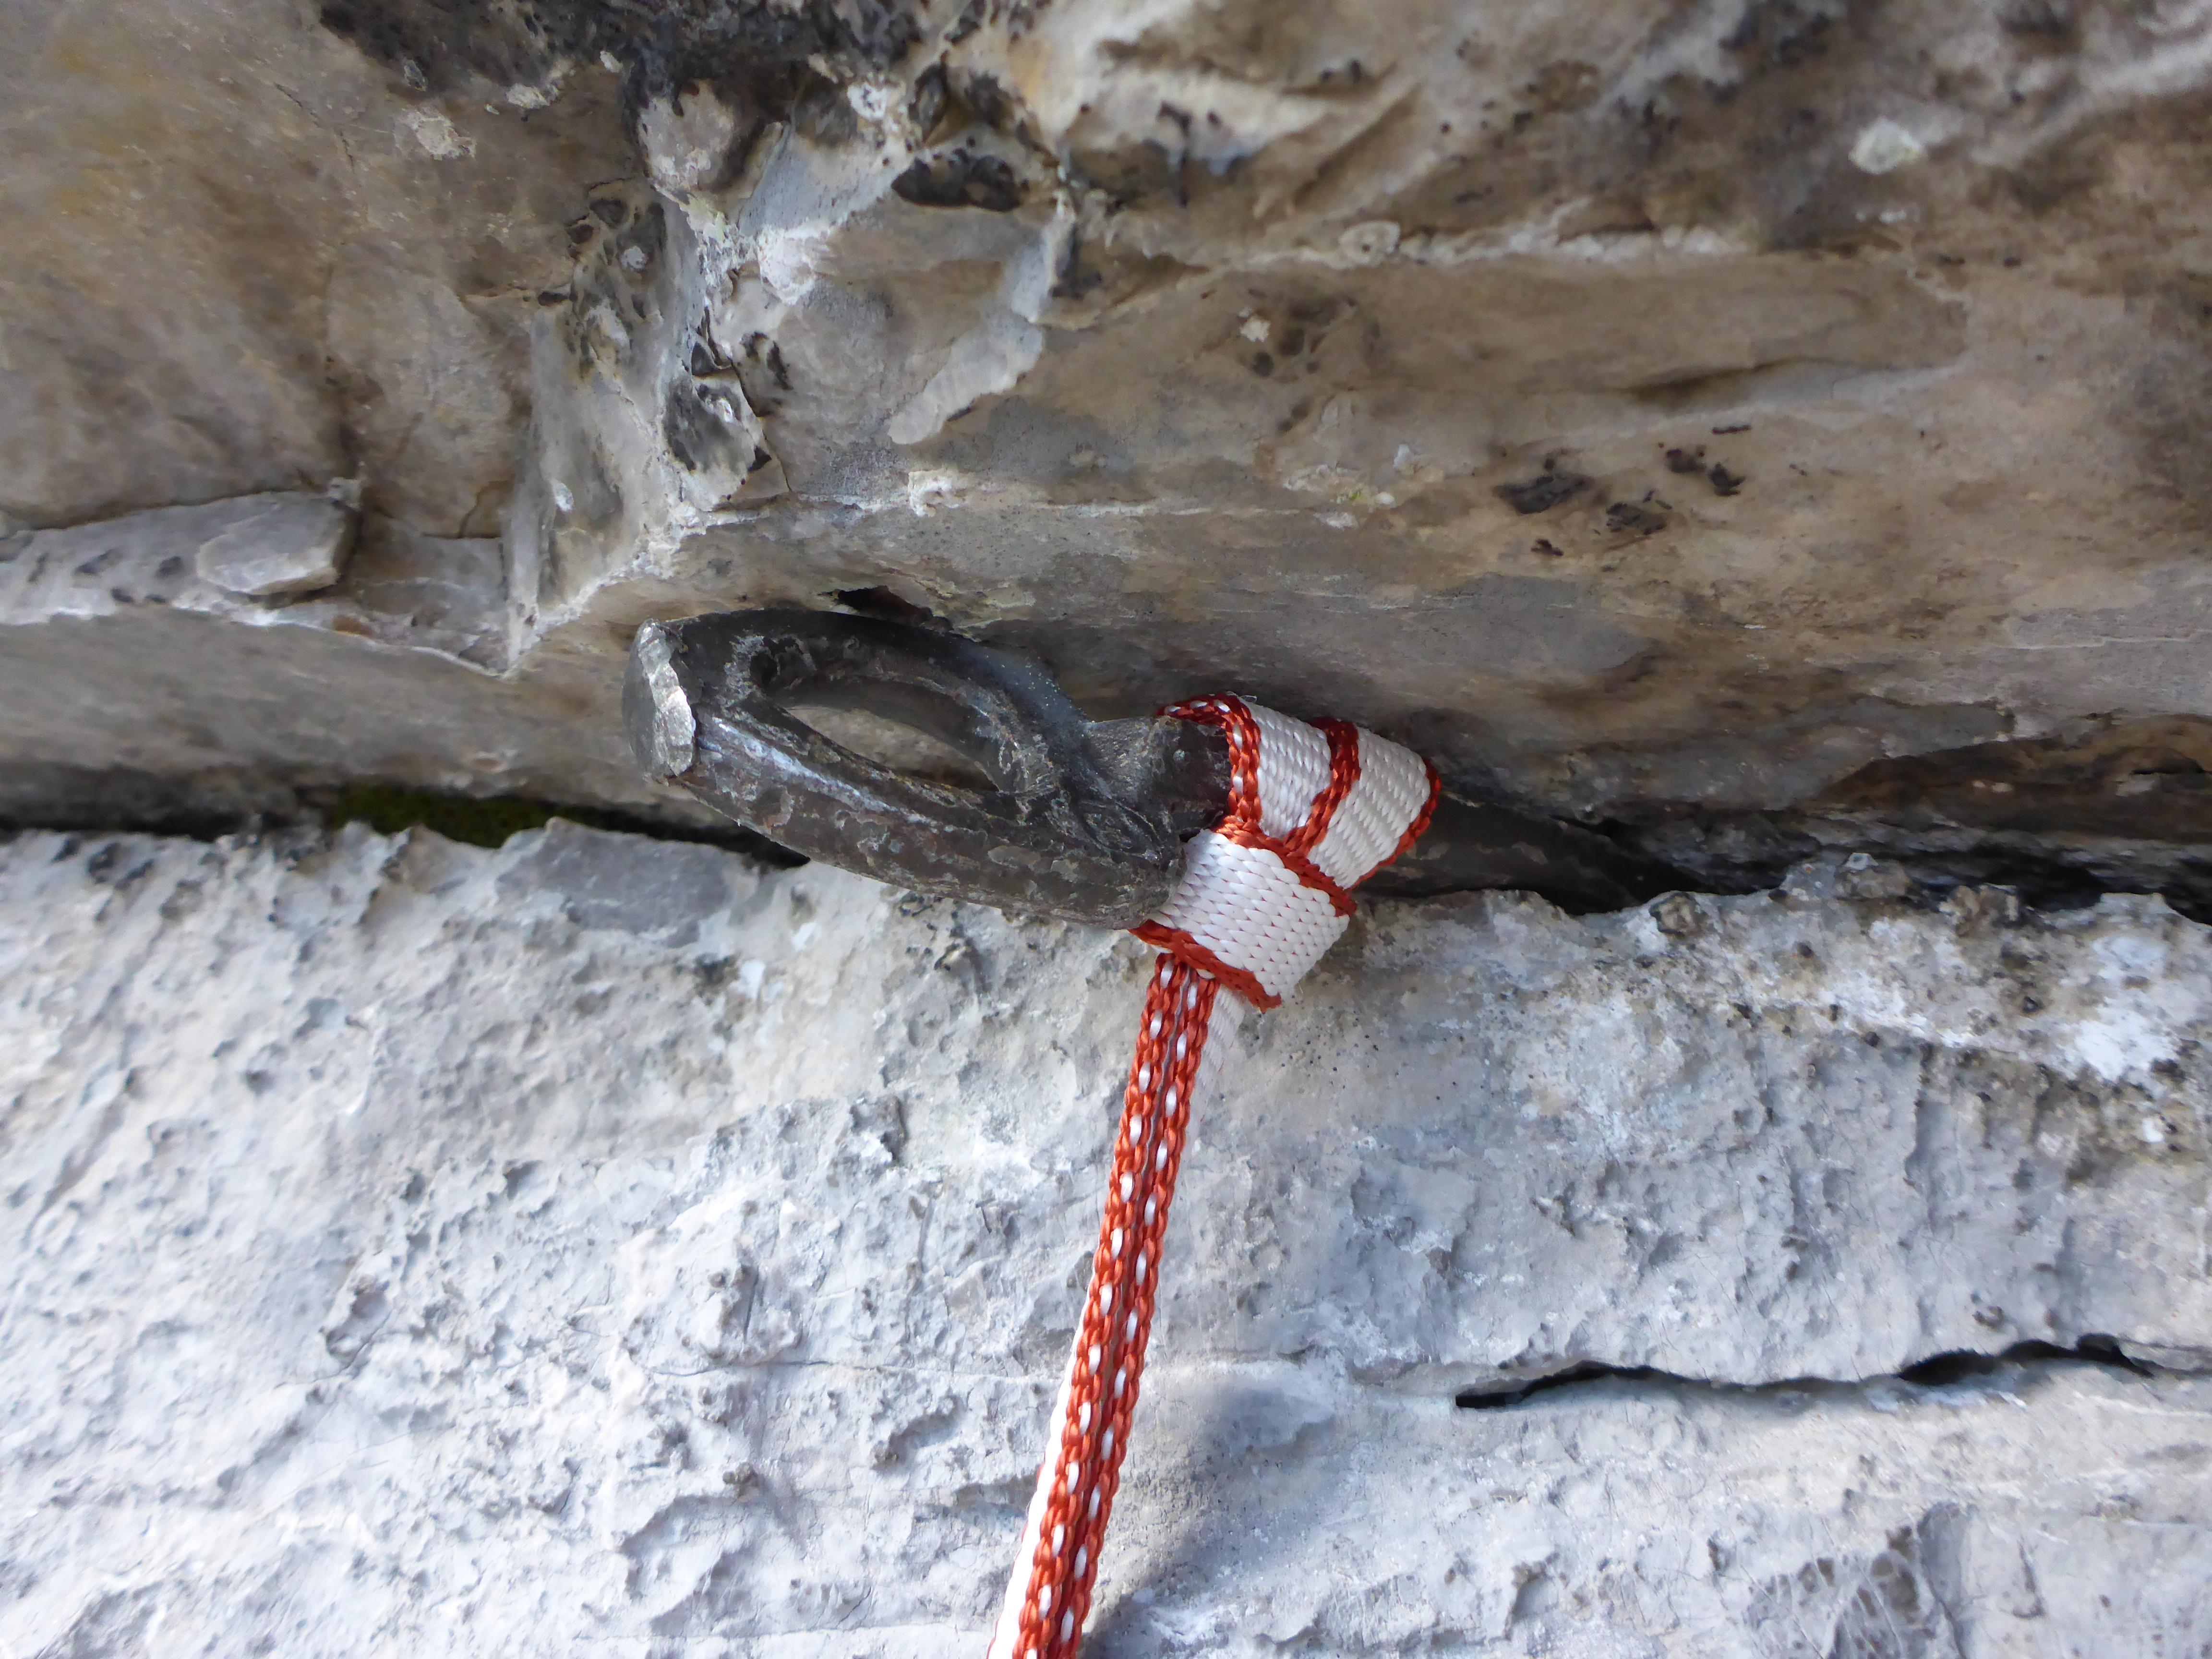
[
  {"left": 734, "top": 333, "right": 792, "bottom": 417},
  {"left": 2000, "top": 1, "right": 2081, "bottom": 49},
  {"left": 317, "top": 0, "right": 923, "bottom": 125},
  {"left": 1602, "top": 0, "right": 1910, "bottom": 257},
  {"left": 893, "top": 151, "right": 1025, "bottom": 211},
  {"left": 1606, "top": 499, "right": 1670, "bottom": 537},
  {"left": 2005, "top": 138, "right": 2110, "bottom": 217},
  {"left": 688, "top": 338, "right": 726, "bottom": 379},
  {"left": 1708, "top": 463, "right": 1746, "bottom": 496},
  {"left": 948, "top": 0, "right": 987, "bottom": 44},
  {"left": 1721, "top": 0, "right": 1839, "bottom": 71},
  {"left": 908, "top": 63, "right": 950, "bottom": 138},
  {"left": 793, "top": 75, "right": 862, "bottom": 145},
  {"left": 662, "top": 380, "right": 752, "bottom": 476},
  {"left": 614, "top": 201, "right": 665, "bottom": 277},
  {"left": 961, "top": 72, "right": 1018, "bottom": 133},
  {"left": 1495, "top": 465, "right": 1591, "bottom": 515},
  {"left": 1822, "top": 720, "right": 2212, "bottom": 844},
  {"left": 1526, "top": 60, "right": 1602, "bottom": 114}
]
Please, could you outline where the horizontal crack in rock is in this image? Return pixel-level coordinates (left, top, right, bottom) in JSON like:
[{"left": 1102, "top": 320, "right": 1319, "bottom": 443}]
[
  {"left": 1453, "top": 1336, "right": 2162, "bottom": 1411},
  {"left": 0, "top": 781, "right": 804, "bottom": 866}
]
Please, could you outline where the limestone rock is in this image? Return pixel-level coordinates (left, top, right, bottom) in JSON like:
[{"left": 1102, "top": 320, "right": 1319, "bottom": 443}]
[
  {"left": 0, "top": 0, "right": 632, "bottom": 536},
  {"left": 0, "top": 501, "right": 689, "bottom": 831},
  {"left": 192, "top": 492, "right": 356, "bottom": 597},
  {"left": 1, "top": 824, "right": 2205, "bottom": 1652},
  {"left": 4, "top": 0, "right": 2212, "bottom": 902},
  {"left": 9, "top": 0, "right": 2212, "bottom": 1648}
]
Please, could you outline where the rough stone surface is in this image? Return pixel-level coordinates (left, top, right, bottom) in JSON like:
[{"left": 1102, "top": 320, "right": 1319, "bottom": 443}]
[
  {"left": 3, "top": 825, "right": 2207, "bottom": 1653},
  {"left": 8, "top": 1, "right": 2212, "bottom": 1647},
  {"left": 0, "top": 0, "right": 631, "bottom": 536},
  {"left": 4, "top": 0, "right": 2212, "bottom": 900},
  {"left": 192, "top": 492, "right": 356, "bottom": 598},
  {"left": 0, "top": 497, "right": 682, "bottom": 829}
]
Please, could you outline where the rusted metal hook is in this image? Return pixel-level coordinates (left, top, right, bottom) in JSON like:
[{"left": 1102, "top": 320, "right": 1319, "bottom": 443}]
[
  {"left": 625, "top": 609, "right": 1224, "bottom": 925},
  {"left": 626, "top": 608, "right": 1683, "bottom": 923}
]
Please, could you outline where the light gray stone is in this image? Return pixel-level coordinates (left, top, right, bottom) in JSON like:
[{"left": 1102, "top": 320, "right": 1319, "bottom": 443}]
[
  {"left": 6, "top": 1, "right": 2212, "bottom": 1645},
  {"left": 0, "top": 502, "right": 699, "bottom": 829},
  {"left": 192, "top": 492, "right": 354, "bottom": 598},
  {"left": 1105, "top": 1363, "right": 2212, "bottom": 1659},
  {"left": 2, "top": 825, "right": 2205, "bottom": 1653},
  {"left": 6, "top": 0, "right": 2212, "bottom": 895}
]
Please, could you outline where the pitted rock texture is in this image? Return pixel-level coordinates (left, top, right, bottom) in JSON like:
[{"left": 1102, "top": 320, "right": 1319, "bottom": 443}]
[
  {"left": 6, "top": 0, "right": 2212, "bottom": 897},
  {"left": 2, "top": 825, "right": 2207, "bottom": 1653}
]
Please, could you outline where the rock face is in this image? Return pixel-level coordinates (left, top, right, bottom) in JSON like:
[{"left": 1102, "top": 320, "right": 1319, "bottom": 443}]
[
  {"left": 4, "top": 0, "right": 2212, "bottom": 904},
  {"left": 3, "top": 824, "right": 2207, "bottom": 1653},
  {"left": 7, "top": 2, "right": 2212, "bottom": 1650}
]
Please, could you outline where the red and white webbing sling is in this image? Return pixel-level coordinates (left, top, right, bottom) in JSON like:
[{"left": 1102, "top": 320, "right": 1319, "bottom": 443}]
[{"left": 985, "top": 694, "right": 1440, "bottom": 1659}]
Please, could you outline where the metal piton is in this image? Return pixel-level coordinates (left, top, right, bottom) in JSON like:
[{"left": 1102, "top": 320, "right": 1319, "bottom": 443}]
[{"left": 626, "top": 608, "right": 1683, "bottom": 924}]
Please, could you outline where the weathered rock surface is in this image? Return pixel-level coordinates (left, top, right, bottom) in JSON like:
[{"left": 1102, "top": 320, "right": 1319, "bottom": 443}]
[
  {"left": 8, "top": 0, "right": 2212, "bottom": 1646},
  {"left": 6, "top": 0, "right": 2212, "bottom": 904},
  {"left": 0, "top": 496, "right": 681, "bottom": 829},
  {"left": 3, "top": 825, "right": 2206, "bottom": 1652},
  {"left": 192, "top": 492, "right": 356, "bottom": 598}
]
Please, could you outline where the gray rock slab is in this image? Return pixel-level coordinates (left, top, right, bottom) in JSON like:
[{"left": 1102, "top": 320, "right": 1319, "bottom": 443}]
[
  {"left": 1, "top": 826, "right": 2205, "bottom": 1653},
  {"left": 0, "top": 501, "right": 698, "bottom": 823},
  {"left": 503, "top": 0, "right": 2212, "bottom": 826},
  {"left": 192, "top": 492, "right": 354, "bottom": 598},
  {"left": 10, "top": 0, "right": 2212, "bottom": 859}
]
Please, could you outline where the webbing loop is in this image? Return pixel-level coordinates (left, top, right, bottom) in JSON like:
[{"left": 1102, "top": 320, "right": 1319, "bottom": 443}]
[{"left": 986, "top": 696, "right": 1438, "bottom": 1659}]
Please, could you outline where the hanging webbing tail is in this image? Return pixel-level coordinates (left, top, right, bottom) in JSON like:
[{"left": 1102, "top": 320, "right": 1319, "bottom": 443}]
[
  {"left": 987, "top": 695, "right": 1438, "bottom": 1659},
  {"left": 986, "top": 959, "right": 1238, "bottom": 1659}
]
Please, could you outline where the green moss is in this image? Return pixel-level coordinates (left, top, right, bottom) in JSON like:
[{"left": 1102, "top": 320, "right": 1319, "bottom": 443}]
[{"left": 324, "top": 784, "right": 563, "bottom": 848}]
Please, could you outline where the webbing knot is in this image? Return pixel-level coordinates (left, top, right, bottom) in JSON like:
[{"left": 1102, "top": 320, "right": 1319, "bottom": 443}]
[{"left": 1136, "top": 696, "right": 1440, "bottom": 1009}]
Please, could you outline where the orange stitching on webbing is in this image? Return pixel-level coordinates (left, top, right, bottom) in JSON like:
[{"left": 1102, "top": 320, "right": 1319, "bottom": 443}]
[
  {"left": 1161, "top": 696, "right": 1359, "bottom": 914},
  {"left": 1129, "top": 921, "right": 1276, "bottom": 1010},
  {"left": 1280, "top": 717, "right": 1361, "bottom": 858},
  {"left": 1378, "top": 759, "right": 1444, "bottom": 874}
]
